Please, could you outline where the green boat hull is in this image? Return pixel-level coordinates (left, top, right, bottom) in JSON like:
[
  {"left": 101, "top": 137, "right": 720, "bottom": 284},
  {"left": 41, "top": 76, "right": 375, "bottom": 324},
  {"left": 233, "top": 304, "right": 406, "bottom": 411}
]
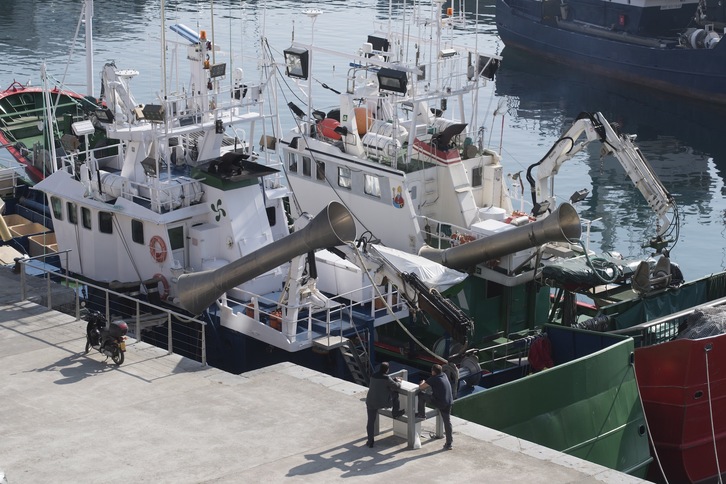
[{"left": 453, "top": 325, "right": 652, "bottom": 477}]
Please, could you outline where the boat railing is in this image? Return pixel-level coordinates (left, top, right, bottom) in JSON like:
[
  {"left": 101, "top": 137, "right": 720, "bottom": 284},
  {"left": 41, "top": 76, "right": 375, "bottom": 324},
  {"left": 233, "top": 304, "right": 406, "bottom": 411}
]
[
  {"left": 609, "top": 294, "right": 726, "bottom": 347},
  {"left": 231, "top": 280, "right": 407, "bottom": 339},
  {"left": 161, "top": 80, "right": 270, "bottom": 127},
  {"left": 15, "top": 251, "right": 208, "bottom": 366},
  {"left": 0, "top": 165, "right": 25, "bottom": 197},
  {"left": 474, "top": 331, "right": 540, "bottom": 372},
  {"left": 416, "top": 215, "right": 481, "bottom": 250}
]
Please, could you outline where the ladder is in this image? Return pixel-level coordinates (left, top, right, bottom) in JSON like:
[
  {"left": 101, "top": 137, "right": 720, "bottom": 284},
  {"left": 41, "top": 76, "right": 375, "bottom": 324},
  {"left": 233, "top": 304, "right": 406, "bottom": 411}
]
[{"left": 339, "top": 337, "right": 370, "bottom": 386}]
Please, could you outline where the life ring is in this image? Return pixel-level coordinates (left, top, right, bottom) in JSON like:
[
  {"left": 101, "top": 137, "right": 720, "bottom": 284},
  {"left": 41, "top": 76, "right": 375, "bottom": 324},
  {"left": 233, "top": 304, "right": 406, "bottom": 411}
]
[
  {"left": 149, "top": 235, "right": 168, "bottom": 263},
  {"left": 153, "top": 273, "right": 169, "bottom": 300}
]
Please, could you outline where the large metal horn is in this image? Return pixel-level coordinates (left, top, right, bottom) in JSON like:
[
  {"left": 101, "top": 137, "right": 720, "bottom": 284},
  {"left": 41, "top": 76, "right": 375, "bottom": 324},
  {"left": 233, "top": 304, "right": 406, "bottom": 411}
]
[
  {"left": 418, "top": 202, "right": 581, "bottom": 270},
  {"left": 177, "top": 201, "right": 356, "bottom": 315}
]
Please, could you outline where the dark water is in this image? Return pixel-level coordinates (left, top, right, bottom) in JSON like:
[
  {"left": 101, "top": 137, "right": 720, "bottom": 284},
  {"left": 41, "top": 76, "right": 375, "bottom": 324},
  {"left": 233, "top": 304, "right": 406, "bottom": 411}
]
[{"left": 1, "top": 0, "right": 725, "bottom": 279}]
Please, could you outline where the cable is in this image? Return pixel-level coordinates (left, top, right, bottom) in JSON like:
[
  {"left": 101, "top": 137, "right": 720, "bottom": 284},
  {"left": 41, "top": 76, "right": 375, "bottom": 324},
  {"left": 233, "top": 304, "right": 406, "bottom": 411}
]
[{"left": 704, "top": 343, "right": 723, "bottom": 484}]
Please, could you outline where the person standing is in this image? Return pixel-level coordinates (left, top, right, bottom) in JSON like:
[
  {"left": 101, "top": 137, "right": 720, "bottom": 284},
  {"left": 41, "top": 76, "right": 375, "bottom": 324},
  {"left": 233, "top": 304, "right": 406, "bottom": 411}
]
[
  {"left": 417, "top": 363, "right": 454, "bottom": 450},
  {"left": 365, "top": 362, "right": 404, "bottom": 448}
]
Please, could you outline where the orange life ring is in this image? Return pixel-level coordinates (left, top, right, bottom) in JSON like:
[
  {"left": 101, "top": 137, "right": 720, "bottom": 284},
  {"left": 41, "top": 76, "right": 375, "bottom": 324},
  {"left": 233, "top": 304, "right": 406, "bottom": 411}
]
[
  {"left": 149, "top": 235, "right": 168, "bottom": 263},
  {"left": 153, "top": 273, "right": 169, "bottom": 300}
]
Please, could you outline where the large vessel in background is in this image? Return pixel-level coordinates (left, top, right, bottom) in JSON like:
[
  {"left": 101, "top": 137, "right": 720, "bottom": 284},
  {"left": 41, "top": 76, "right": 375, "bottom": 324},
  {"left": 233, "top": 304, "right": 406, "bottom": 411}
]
[{"left": 495, "top": 0, "right": 726, "bottom": 104}]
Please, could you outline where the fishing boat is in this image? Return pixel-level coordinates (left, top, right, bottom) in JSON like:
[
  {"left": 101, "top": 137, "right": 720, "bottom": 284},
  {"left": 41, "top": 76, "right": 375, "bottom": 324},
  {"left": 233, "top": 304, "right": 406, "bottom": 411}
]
[
  {"left": 24, "top": 4, "right": 476, "bottom": 379},
  {"left": 275, "top": 0, "right": 660, "bottom": 476},
  {"left": 495, "top": 0, "right": 726, "bottom": 104},
  {"left": 453, "top": 324, "right": 652, "bottom": 478},
  {"left": 0, "top": 0, "right": 105, "bottom": 184},
  {"left": 277, "top": 0, "right": 678, "bottom": 351}
]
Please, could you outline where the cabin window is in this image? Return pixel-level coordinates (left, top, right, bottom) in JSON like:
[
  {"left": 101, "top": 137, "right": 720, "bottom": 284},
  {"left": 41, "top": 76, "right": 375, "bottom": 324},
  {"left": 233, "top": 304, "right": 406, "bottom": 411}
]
[
  {"left": 410, "top": 185, "right": 417, "bottom": 200},
  {"left": 81, "top": 207, "right": 92, "bottom": 230},
  {"left": 168, "top": 226, "right": 184, "bottom": 251},
  {"left": 288, "top": 152, "right": 297, "bottom": 173},
  {"left": 50, "top": 196, "right": 63, "bottom": 221},
  {"left": 316, "top": 161, "right": 325, "bottom": 181},
  {"left": 266, "top": 206, "right": 277, "bottom": 227},
  {"left": 98, "top": 212, "right": 113, "bottom": 234},
  {"left": 338, "top": 166, "right": 351, "bottom": 189},
  {"left": 472, "top": 166, "right": 482, "bottom": 187},
  {"left": 364, "top": 174, "right": 381, "bottom": 198},
  {"left": 67, "top": 202, "right": 78, "bottom": 225},
  {"left": 302, "top": 156, "right": 312, "bottom": 177},
  {"left": 131, "top": 219, "right": 144, "bottom": 244}
]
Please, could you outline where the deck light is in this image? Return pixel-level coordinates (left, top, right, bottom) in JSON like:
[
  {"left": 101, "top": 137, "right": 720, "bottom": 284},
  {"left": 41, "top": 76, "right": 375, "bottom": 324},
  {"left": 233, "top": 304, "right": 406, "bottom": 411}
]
[
  {"left": 142, "top": 104, "right": 165, "bottom": 122},
  {"left": 377, "top": 68, "right": 408, "bottom": 94},
  {"left": 284, "top": 47, "right": 309, "bottom": 80},
  {"left": 477, "top": 55, "right": 501, "bottom": 80}
]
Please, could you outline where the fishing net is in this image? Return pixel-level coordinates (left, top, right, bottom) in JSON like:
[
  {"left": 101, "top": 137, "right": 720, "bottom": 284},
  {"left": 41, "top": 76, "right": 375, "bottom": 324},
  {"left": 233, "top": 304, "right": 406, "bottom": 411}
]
[{"left": 676, "top": 306, "right": 726, "bottom": 340}]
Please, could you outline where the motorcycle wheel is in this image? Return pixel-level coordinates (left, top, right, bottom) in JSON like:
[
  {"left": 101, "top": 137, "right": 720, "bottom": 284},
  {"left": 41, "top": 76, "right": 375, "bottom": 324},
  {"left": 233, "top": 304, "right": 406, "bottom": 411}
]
[{"left": 111, "top": 346, "right": 124, "bottom": 366}]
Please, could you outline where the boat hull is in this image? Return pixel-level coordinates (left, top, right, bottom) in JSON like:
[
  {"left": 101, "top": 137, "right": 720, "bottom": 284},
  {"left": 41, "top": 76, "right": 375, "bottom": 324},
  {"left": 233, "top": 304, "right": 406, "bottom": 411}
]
[
  {"left": 452, "top": 325, "right": 652, "bottom": 477},
  {"left": 0, "top": 84, "right": 102, "bottom": 183},
  {"left": 495, "top": 0, "right": 726, "bottom": 103},
  {"left": 636, "top": 336, "right": 726, "bottom": 483}
]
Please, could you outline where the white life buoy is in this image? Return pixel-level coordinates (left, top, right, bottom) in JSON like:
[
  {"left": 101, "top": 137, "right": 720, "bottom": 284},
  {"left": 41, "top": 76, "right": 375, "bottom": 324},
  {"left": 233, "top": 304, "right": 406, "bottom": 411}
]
[{"left": 149, "top": 235, "right": 168, "bottom": 263}]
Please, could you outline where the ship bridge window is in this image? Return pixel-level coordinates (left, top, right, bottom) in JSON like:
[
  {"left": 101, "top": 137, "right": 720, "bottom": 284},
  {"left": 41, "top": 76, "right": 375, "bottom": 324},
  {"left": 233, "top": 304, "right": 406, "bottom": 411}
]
[
  {"left": 302, "top": 156, "right": 312, "bottom": 177},
  {"left": 364, "top": 174, "right": 381, "bottom": 198},
  {"left": 316, "top": 161, "right": 325, "bottom": 181},
  {"left": 288, "top": 152, "right": 298, "bottom": 173},
  {"left": 50, "top": 196, "right": 63, "bottom": 221},
  {"left": 82, "top": 207, "right": 91, "bottom": 230},
  {"left": 99, "top": 212, "right": 113, "bottom": 234},
  {"left": 168, "top": 226, "right": 184, "bottom": 251},
  {"left": 131, "top": 219, "right": 144, "bottom": 244},
  {"left": 472, "top": 166, "right": 482, "bottom": 187},
  {"left": 67, "top": 202, "right": 78, "bottom": 225},
  {"left": 338, "top": 166, "right": 351, "bottom": 189}
]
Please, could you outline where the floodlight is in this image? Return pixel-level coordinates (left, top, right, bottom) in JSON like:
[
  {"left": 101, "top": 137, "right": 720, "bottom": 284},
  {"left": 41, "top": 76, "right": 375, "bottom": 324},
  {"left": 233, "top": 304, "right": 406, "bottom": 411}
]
[
  {"left": 284, "top": 47, "right": 309, "bottom": 80},
  {"left": 377, "top": 68, "right": 407, "bottom": 94}
]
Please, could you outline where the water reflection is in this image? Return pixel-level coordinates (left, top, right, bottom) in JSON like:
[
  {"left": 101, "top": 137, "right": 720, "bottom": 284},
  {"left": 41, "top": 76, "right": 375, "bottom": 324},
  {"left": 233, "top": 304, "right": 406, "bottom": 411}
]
[{"left": 495, "top": 46, "right": 726, "bottom": 275}]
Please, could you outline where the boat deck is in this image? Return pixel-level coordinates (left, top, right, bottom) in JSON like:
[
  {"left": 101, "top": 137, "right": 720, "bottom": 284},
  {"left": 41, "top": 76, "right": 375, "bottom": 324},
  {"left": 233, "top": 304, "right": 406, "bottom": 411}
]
[{"left": 0, "top": 266, "right": 648, "bottom": 483}]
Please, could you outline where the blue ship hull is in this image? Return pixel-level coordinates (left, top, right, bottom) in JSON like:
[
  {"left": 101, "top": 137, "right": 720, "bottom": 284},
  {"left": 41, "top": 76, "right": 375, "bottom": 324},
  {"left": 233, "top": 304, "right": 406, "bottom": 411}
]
[{"left": 495, "top": 0, "right": 726, "bottom": 103}]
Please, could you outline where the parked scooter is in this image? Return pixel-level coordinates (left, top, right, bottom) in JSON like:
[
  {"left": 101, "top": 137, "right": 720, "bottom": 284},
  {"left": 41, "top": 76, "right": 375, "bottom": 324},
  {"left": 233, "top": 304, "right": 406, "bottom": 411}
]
[{"left": 83, "top": 310, "right": 128, "bottom": 365}]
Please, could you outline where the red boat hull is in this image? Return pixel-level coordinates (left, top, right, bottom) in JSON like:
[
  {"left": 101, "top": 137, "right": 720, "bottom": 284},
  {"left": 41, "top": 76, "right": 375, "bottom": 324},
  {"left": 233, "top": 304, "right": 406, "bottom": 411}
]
[{"left": 636, "top": 335, "right": 726, "bottom": 483}]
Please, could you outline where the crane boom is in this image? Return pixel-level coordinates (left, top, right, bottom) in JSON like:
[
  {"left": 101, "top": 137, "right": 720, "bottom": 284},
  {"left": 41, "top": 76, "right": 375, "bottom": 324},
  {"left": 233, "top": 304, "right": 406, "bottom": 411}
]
[{"left": 528, "top": 112, "right": 677, "bottom": 244}]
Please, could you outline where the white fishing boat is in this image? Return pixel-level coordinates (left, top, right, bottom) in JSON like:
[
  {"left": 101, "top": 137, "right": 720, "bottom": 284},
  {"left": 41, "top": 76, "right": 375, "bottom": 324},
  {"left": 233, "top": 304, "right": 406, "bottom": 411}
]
[
  {"left": 276, "top": 0, "right": 679, "bottom": 344},
  {"left": 28, "top": 3, "right": 468, "bottom": 377}
]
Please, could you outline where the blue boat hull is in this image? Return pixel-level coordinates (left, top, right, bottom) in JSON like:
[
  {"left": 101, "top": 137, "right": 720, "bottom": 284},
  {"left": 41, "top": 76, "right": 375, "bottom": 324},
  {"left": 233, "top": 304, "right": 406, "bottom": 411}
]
[{"left": 495, "top": 0, "right": 726, "bottom": 103}]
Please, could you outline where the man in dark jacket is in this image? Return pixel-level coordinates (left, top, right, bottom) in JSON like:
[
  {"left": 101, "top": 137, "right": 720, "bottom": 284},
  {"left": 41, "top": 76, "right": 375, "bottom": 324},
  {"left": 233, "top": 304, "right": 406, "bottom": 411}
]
[
  {"left": 417, "top": 363, "right": 454, "bottom": 450},
  {"left": 365, "top": 362, "right": 404, "bottom": 448}
]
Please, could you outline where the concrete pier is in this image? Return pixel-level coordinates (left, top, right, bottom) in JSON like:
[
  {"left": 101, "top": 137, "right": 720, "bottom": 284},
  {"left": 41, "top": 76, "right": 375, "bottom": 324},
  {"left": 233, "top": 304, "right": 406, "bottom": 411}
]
[{"left": 0, "top": 267, "right": 647, "bottom": 483}]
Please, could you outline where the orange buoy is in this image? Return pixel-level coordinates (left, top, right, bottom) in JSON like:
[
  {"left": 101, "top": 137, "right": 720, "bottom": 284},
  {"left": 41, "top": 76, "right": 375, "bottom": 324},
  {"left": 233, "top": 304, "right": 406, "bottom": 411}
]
[
  {"left": 318, "top": 118, "right": 341, "bottom": 140},
  {"left": 354, "top": 107, "right": 370, "bottom": 136},
  {"left": 270, "top": 309, "right": 282, "bottom": 331}
]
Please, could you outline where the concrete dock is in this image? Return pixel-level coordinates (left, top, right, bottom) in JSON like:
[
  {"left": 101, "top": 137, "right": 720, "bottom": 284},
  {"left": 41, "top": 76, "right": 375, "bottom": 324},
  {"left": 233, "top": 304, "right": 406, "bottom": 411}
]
[{"left": 0, "top": 266, "right": 647, "bottom": 483}]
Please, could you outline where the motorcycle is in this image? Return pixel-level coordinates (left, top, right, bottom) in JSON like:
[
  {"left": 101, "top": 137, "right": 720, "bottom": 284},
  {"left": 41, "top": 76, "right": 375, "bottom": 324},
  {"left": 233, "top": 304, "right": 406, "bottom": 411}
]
[{"left": 83, "top": 310, "right": 128, "bottom": 366}]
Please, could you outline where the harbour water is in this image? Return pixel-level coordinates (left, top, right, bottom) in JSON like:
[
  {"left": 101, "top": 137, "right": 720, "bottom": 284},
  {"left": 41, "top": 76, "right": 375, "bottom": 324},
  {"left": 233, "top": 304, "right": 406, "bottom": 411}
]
[{"left": 2, "top": 0, "right": 725, "bottom": 279}]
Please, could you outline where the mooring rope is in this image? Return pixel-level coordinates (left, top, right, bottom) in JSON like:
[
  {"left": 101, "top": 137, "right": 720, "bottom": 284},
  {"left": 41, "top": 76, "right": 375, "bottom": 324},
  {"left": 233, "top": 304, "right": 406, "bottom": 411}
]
[
  {"left": 632, "top": 356, "right": 669, "bottom": 484},
  {"left": 704, "top": 343, "right": 723, "bottom": 484}
]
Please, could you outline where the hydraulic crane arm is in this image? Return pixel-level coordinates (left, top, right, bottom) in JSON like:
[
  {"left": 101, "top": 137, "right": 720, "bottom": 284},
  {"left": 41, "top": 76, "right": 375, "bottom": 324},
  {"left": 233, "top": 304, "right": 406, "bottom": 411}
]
[
  {"left": 527, "top": 112, "right": 677, "bottom": 242},
  {"left": 332, "top": 242, "right": 474, "bottom": 348}
]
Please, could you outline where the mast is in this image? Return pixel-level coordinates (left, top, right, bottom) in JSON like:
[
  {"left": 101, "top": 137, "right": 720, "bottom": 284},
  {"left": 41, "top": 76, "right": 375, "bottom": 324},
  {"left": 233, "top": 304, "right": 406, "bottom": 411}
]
[{"left": 84, "top": 0, "right": 94, "bottom": 97}]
